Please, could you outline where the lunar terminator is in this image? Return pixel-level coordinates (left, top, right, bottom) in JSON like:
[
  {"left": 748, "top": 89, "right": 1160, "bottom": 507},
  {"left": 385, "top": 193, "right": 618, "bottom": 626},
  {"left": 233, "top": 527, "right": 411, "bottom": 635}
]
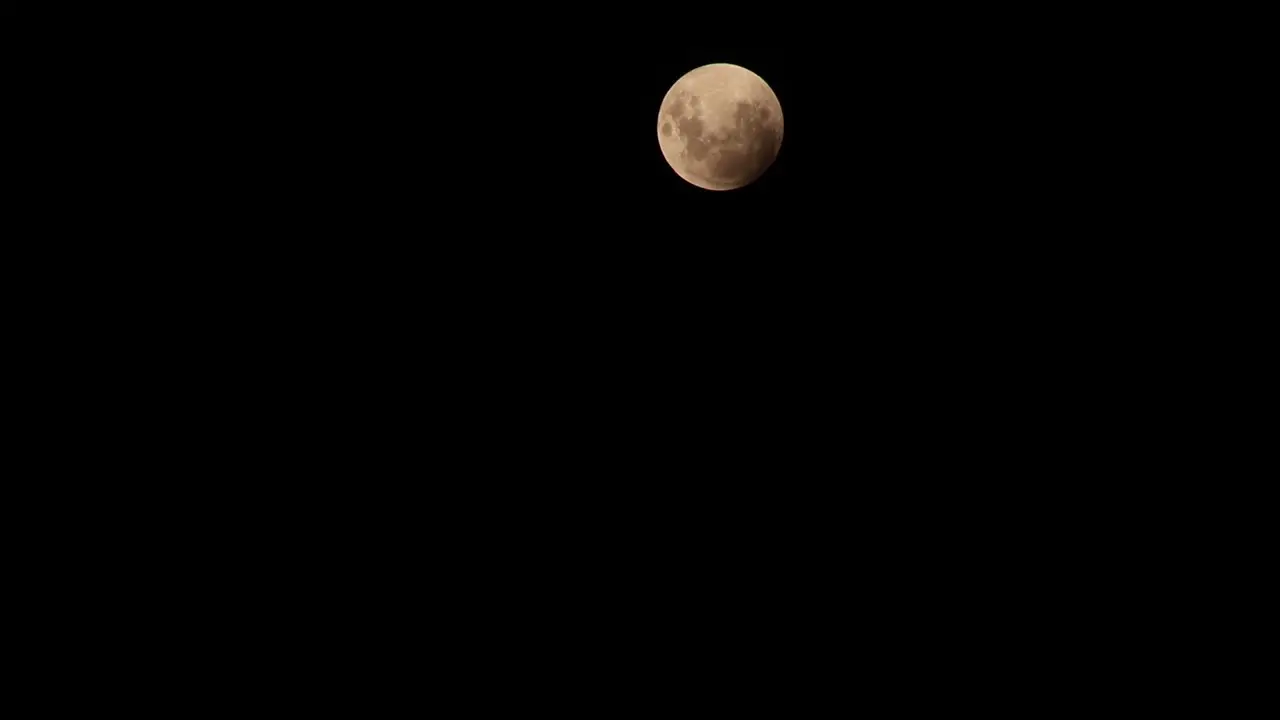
[{"left": 657, "top": 63, "right": 784, "bottom": 190}]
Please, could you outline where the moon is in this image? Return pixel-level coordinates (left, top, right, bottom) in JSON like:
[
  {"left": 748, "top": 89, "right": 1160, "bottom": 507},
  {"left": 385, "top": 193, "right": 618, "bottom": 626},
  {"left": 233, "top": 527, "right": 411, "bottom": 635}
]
[{"left": 657, "top": 63, "right": 784, "bottom": 191}]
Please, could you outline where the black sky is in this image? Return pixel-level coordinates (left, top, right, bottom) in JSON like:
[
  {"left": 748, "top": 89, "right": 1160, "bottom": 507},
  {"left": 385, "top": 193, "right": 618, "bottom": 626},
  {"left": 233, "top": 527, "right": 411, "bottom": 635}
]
[
  {"left": 13, "top": 9, "right": 1201, "bottom": 672},
  {"left": 267, "top": 9, "right": 1139, "bottom": 296},
  {"left": 274, "top": 10, "right": 1135, "bottom": 228},
  {"left": 168, "top": 8, "right": 1156, "bottom": 471}
]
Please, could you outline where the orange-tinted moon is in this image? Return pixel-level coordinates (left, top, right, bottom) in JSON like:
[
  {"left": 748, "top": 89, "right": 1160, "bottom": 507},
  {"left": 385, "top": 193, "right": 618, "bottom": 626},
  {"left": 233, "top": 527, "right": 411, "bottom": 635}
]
[{"left": 657, "top": 63, "right": 784, "bottom": 190}]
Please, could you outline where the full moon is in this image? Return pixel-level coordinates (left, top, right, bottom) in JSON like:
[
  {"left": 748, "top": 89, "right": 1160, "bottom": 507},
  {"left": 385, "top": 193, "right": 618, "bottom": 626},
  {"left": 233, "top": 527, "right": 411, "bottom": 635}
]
[{"left": 657, "top": 63, "right": 784, "bottom": 191}]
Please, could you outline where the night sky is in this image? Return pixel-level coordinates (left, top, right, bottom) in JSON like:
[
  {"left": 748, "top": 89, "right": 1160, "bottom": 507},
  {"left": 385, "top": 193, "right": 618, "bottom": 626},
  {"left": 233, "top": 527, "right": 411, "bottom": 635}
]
[
  {"left": 81, "top": 8, "right": 1148, "bottom": 451},
  {"left": 219, "top": 9, "right": 1142, "bottom": 433},
  {"left": 102, "top": 7, "right": 1146, "bottom": 482},
  {"left": 11, "top": 8, "right": 1184, "bottom": 697}
]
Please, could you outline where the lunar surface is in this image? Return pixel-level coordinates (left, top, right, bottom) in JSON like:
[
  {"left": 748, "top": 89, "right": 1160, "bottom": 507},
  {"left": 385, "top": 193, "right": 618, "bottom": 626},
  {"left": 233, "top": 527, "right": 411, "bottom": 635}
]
[{"left": 657, "top": 63, "right": 784, "bottom": 191}]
